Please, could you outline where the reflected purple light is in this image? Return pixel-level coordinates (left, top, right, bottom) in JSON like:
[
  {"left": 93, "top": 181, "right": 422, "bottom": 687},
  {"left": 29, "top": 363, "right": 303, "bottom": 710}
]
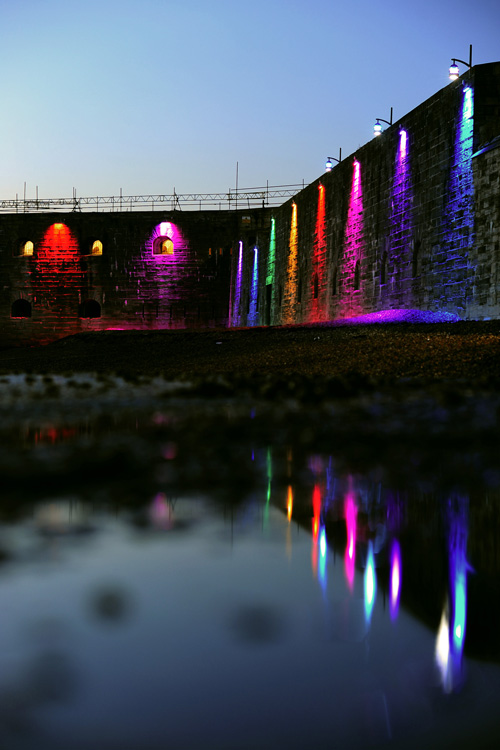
[
  {"left": 344, "top": 491, "right": 357, "bottom": 591},
  {"left": 390, "top": 539, "right": 402, "bottom": 620}
]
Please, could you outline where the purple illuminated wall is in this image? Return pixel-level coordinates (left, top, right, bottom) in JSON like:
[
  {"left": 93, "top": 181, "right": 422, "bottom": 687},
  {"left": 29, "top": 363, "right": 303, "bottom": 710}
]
[
  {"left": 247, "top": 247, "right": 259, "bottom": 326},
  {"left": 339, "top": 160, "right": 364, "bottom": 318},
  {"left": 386, "top": 129, "right": 413, "bottom": 306}
]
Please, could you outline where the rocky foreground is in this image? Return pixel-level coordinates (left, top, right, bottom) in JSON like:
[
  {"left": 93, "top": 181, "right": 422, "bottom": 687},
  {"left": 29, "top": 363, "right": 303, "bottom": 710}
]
[{"left": 0, "top": 321, "right": 500, "bottom": 395}]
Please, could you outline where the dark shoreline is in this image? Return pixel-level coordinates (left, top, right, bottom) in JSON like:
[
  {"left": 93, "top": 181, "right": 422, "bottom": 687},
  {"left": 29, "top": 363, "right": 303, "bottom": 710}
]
[{"left": 1, "top": 322, "right": 500, "bottom": 393}]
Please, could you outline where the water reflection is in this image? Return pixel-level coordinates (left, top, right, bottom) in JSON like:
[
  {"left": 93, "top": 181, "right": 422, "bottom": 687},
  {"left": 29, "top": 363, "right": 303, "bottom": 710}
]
[
  {"left": 390, "top": 539, "right": 402, "bottom": 621},
  {"left": 345, "top": 486, "right": 357, "bottom": 591},
  {"left": 435, "top": 494, "right": 470, "bottom": 693},
  {"left": 1, "top": 407, "right": 500, "bottom": 748}
]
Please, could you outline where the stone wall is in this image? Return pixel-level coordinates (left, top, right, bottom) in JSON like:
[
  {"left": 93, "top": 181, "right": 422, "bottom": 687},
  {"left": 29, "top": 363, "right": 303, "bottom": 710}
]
[
  {"left": 0, "top": 210, "right": 245, "bottom": 346},
  {"left": 1, "top": 63, "right": 500, "bottom": 347},
  {"left": 231, "top": 63, "right": 500, "bottom": 327}
]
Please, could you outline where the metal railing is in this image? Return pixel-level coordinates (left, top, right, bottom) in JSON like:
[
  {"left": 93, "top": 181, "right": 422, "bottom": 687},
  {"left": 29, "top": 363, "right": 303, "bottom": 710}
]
[{"left": 0, "top": 184, "right": 306, "bottom": 214}]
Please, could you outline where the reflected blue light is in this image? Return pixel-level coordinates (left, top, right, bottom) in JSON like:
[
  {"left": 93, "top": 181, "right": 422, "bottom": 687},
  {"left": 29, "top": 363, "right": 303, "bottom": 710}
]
[{"left": 318, "top": 526, "right": 327, "bottom": 590}]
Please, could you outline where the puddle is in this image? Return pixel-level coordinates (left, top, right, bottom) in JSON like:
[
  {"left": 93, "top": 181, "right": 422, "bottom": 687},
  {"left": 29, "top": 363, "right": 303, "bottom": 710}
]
[{"left": 1, "top": 398, "right": 500, "bottom": 748}]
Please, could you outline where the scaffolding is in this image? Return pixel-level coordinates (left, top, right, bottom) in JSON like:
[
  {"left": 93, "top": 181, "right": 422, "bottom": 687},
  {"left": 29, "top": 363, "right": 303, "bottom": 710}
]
[{"left": 0, "top": 184, "right": 306, "bottom": 214}]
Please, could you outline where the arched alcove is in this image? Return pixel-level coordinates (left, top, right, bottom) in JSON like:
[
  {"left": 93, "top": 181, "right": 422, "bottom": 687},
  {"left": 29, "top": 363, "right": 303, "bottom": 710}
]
[
  {"left": 80, "top": 299, "right": 101, "bottom": 318},
  {"left": 11, "top": 299, "right": 32, "bottom": 318}
]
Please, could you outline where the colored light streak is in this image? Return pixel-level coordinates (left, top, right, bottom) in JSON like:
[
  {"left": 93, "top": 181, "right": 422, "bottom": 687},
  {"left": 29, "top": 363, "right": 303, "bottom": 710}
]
[
  {"left": 312, "top": 484, "right": 321, "bottom": 541},
  {"left": 247, "top": 246, "right": 259, "bottom": 326},
  {"left": 448, "top": 495, "right": 469, "bottom": 660},
  {"left": 442, "top": 86, "right": 474, "bottom": 290},
  {"left": 232, "top": 241, "right": 243, "bottom": 326},
  {"left": 310, "top": 484, "right": 322, "bottom": 577},
  {"left": 287, "top": 485, "right": 293, "bottom": 522},
  {"left": 389, "top": 539, "right": 402, "bottom": 621},
  {"left": 436, "top": 495, "right": 470, "bottom": 693},
  {"left": 310, "top": 184, "right": 327, "bottom": 322},
  {"left": 364, "top": 541, "right": 377, "bottom": 624},
  {"left": 283, "top": 203, "right": 298, "bottom": 323},
  {"left": 388, "top": 128, "right": 413, "bottom": 295},
  {"left": 341, "top": 160, "right": 364, "bottom": 317},
  {"left": 435, "top": 608, "right": 451, "bottom": 691},
  {"left": 318, "top": 526, "right": 327, "bottom": 590},
  {"left": 344, "top": 491, "right": 357, "bottom": 591},
  {"left": 266, "top": 217, "right": 276, "bottom": 286}
]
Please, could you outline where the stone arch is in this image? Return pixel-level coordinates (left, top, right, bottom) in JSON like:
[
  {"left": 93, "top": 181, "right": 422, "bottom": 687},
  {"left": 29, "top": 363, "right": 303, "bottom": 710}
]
[
  {"left": 80, "top": 299, "right": 101, "bottom": 318},
  {"left": 153, "top": 237, "right": 174, "bottom": 255},
  {"left": 11, "top": 299, "right": 32, "bottom": 318}
]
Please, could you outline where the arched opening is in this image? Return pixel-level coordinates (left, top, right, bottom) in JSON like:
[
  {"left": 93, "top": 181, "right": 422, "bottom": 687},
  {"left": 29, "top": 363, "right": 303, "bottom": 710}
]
[
  {"left": 153, "top": 237, "right": 174, "bottom": 255},
  {"left": 80, "top": 299, "right": 101, "bottom": 319},
  {"left": 11, "top": 299, "right": 32, "bottom": 318},
  {"left": 91, "top": 240, "right": 103, "bottom": 256},
  {"left": 18, "top": 240, "right": 34, "bottom": 256}
]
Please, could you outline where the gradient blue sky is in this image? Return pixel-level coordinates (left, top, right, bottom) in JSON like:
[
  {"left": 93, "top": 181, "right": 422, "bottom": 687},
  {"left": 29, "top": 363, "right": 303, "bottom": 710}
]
[{"left": 1, "top": 0, "right": 499, "bottom": 200}]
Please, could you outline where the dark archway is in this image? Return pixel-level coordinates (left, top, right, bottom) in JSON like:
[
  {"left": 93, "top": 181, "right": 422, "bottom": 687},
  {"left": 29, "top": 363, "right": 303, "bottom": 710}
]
[
  {"left": 11, "top": 299, "right": 32, "bottom": 318},
  {"left": 80, "top": 299, "right": 101, "bottom": 318}
]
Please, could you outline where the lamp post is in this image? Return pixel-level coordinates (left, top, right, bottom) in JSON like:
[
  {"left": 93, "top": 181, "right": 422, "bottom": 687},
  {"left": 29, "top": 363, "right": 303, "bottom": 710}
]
[
  {"left": 449, "top": 45, "right": 472, "bottom": 80},
  {"left": 325, "top": 148, "right": 342, "bottom": 172},
  {"left": 373, "top": 107, "right": 393, "bottom": 137}
]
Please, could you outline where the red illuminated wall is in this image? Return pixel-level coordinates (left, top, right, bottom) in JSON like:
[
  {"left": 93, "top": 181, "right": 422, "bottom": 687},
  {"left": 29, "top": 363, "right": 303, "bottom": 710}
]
[{"left": 0, "top": 211, "right": 238, "bottom": 346}]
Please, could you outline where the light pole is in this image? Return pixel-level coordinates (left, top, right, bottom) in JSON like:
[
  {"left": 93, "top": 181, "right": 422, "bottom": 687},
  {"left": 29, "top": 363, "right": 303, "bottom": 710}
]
[
  {"left": 449, "top": 45, "right": 472, "bottom": 80},
  {"left": 373, "top": 107, "right": 393, "bottom": 137},
  {"left": 325, "top": 148, "right": 342, "bottom": 172}
]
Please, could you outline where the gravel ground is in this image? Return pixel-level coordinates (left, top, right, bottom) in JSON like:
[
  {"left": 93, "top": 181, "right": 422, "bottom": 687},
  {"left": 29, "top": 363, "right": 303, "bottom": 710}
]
[{"left": 1, "top": 321, "right": 500, "bottom": 392}]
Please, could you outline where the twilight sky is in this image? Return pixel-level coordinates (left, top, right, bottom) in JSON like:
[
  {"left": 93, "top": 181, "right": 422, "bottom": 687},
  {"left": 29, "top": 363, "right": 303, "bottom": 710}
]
[{"left": 1, "top": 0, "right": 499, "bottom": 201}]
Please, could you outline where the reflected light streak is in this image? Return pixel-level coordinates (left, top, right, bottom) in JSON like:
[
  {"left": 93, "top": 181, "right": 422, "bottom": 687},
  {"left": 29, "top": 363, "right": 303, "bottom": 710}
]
[
  {"left": 312, "top": 484, "right": 321, "bottom": 541},
  {"left": 364, "top": 542, "right": 377, "bottom": 624},
  {"left": 149, "top": 492, "right": 173, "bottom": 530},
  {"left": 318, "top": 526, "right": 327, "bottom": 590},
  {"left": 287, "top": 485, "right": 293, "bottom": 522},
  {"left": 436, "top": 608, "right": 452, "bottom": 692},
  {"left": 390, "top": 539, "right": 402, "bottom": 621},
  {"left": 344, "top": 491, "right": 357, "bottom": 591}
]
